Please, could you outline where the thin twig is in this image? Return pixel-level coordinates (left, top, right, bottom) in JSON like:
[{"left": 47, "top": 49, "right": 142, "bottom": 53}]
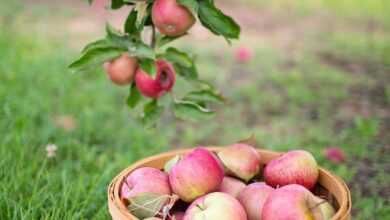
[{"left": 151, "top": 24, "right": 156, "bottom": 49}]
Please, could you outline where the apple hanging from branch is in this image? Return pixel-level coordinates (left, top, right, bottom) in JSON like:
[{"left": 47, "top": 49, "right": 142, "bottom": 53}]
[{"left": 69, "top": 0, "right": 240, "bottom": 126}]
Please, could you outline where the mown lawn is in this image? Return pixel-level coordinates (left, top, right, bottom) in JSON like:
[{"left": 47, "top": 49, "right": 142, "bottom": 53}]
[{"left": 0, "top": 0, "right": 389, "bottom": 219}]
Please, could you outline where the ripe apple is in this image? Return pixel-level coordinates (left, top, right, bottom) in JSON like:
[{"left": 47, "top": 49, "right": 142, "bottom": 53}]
[
  {"left": 262, "top": 184, "right": 332, "bottom": 220},
  {"left": 183, "top": 192, "right": 247, "bottom": 220},
  {"left": 171, "top": 211, "right": 185, "bottom": 220},
  {"left": 264, "top": 150, "right": 319, "bottom": 189},
  {"left": 217, "top": 143, "right": 261, "bottom": 182},
  {"left": 218, "top": 176, "right": 246, "bottom": 198},
  {"left": 312, "top": 196, "right": 335, "bottom": 219},
  {"left": 169, "top": 148, "right": 224, "bottom": 202},
  {"left": 237, "top": 182, "right": 274, "bottom": 220},
  {"left": 104, "top": 53, "right": 138, "bottom": 86},
  {"left": 152, "top": 0, "right": 195, "bottom": 36},
  {"left": 120, "top": 167, "right": 171, "bottom": 202},
  {"left": 135, "top": 60, "right": 176, "bottom": 99}
]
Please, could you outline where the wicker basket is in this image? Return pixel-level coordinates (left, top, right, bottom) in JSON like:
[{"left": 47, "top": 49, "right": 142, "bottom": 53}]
[{"left": 108, "top": 147, "right": 352, "bottom": 220}]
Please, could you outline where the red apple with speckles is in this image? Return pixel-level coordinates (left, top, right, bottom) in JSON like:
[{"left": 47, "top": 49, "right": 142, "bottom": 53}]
[
  {"left": 237, "top": 182, "right": 274, "bottom": 220},
  {"left": 264, "top": 150, "right": 319, "bottom": 190},
  {"left": 135, "top": 60, "right": 176, "bottom": 99},
  {"left": 218, "top": 176, "right": 246, "bottom": 198},
  {"left": 217, "top": 143, "right": 261, "bottom": 182},
  {"left": 184, "top": 192, "right": 247, "bottom": 220},
  {"left": 152, "top": 0, "right": 195, "bottom": 36},
  {"left": 168, "top": 148, "right": 224, "bottom": 202},
  {"left": 104, "top": 53, "right": 137, "bottom": 86}
]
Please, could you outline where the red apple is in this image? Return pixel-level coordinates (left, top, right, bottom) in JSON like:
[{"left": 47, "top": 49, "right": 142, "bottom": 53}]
[
  {"left": 135, "top": 60, "right": 176, "bottom": 99},
  {"left": 184, "top": 192, "right": 247, "bottom": 220},
  {"left": 235, "top": 46, "right": 253, "bottom": 63},
  {"left": 217, "top": 143, "right": 261, "bottom": 182},
  {"left": 169, "top": 148, "right": 224, "bottom": 202},
  {"left": 171, "top": 211, "right": 185, "bottom": 220},
  {"left": 120, "top": 167, "right": 171, "bottom": 202},
  {"left": 218, "top": 176, "right": 246, "bottom": 198},
  {"left": 262, "top": 184, "right": 328, "bottom": 220},
  {"left": 237, "top": 182, "right": 274, "bottom": 220},
  {"left": 264, "top": 150, "right": 319, "bottom": 190},
  {"left": 152, "top": 0, "right": 195, "bottom": 36},
  {"left": 312, "top": 196, "right": 335, "bottom": 219},
  {"left": 104, "top": 53, "right": 138, "bottom": 86},
  {"left": 324, "top": 147, "right": 346, "bottom": 164}
]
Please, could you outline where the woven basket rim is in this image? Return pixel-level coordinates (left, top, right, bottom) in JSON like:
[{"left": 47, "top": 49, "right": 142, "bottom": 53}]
[{"left": 108, "top": 147, "right": 352, "bottom": 220}]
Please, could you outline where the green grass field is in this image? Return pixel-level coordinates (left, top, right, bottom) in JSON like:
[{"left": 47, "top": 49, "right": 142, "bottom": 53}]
[{"left": 0, "top": 0, "right": 389, "bottom": 219}]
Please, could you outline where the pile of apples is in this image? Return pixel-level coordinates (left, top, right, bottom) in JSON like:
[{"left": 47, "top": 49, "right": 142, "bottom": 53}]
[{"left": 120, "top": 144, "right": 336, "bottom": 220}]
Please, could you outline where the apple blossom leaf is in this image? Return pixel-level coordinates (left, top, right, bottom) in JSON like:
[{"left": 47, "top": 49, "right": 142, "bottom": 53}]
[
  {"left": 124, "top": 9, "right": 139, "bottom": 35},
  {"left": 142, "top": 100, "right": 164, "bottom": 128},
  {"left": 127, "top": 192, "right": 168, "bottom": 219},
  {"left": 127, "top": 84, "right": 142, "bottom": 108},
  {"left": 164, "top": 155, "right": 181, "bottom": 173},
  {"left": 81, "top": 38, "right": 114, "bottom": 54},
  {"left": 183, "top": 89, "right": 225, "bottom": 104},
  {"left": 177, "top": 0, "right": 199, "bottom": 16},
  {"left": 173, "top": 100, "right": 215, "bottom": 122},
  {"left": 164, "top": 48, "right": 193, "bottom": 68},
  {"left": 111, "top": 0, "right": 125, "bottom": 9},
  {"left": 68, "top": 47, "right": 124, "bottom": 72},
  {"left": 198, "top": 1, "right": 240, "bottom": 40}
]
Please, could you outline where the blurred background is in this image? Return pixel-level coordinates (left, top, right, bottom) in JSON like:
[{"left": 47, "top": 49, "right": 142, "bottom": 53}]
[{"left": 0, "top": 0, "right": 389, "bottom": 219}]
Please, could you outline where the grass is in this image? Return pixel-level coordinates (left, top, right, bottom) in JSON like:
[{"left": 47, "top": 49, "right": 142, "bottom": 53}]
[{"left": 0, "top": 0, "right": 389, "bottom": 219}]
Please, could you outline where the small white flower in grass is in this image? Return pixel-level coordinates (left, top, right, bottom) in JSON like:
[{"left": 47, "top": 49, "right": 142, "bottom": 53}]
[{"left": 46, "top": 144, "right": 58, "bottom": 158}]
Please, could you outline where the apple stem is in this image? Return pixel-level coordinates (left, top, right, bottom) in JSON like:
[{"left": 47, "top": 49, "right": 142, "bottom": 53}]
[{"left": 196, "top": 204, "right": 205, "bottom": 211}]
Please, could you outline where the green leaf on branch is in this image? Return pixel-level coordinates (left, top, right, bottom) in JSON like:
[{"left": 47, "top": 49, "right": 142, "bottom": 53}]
[
  {"left": 68, "top": 47, "right": 124, "bottom": 72},
  {"left": 81, "top": 38, "right": 115, "bottom": 54},
  {"left": 173, "top": 99, "right": 215, "bottom": 122},
  {"left": 106, "top": 24, "right": 156, "bottom": 59},
  {"left": 174, "top": 63, "right": 198, "bottom": 80},
  {"left": 198, "top": 0, "right": 240, "bottom": 40},
  {"left": 124, "top": 9, "right": 139, "bottom": 35},
  {"left": 164, "top": 48, "right": 192, "bottom": 68},
  {"left": 156, "top": 34, "right": 185, "bottom": 47},
  {"left": 184, "top": 89, "right": 225, "bottom": 104},
  {"left": 127, "top": 84, "right": 142, "bottom": 108},
  {"left": 177, "top": 0, "right": 199, "bottom": 16},
  {"left": 139, "top": 58, "right": 156, "bottom": 75},
  {"left": 111, "top": 0, "right": 125, "bottom": 9},
  {"left": 142, "top": 100, "right": 164, "bottom": 128}
]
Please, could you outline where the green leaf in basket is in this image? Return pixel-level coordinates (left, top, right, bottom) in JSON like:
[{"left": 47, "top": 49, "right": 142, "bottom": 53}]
[
  {"left": 164, "top": 155, "right": 181, "bottom": 173},
  {"left": 127, "top": 192, "right": 169, "bottom": 219}
]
